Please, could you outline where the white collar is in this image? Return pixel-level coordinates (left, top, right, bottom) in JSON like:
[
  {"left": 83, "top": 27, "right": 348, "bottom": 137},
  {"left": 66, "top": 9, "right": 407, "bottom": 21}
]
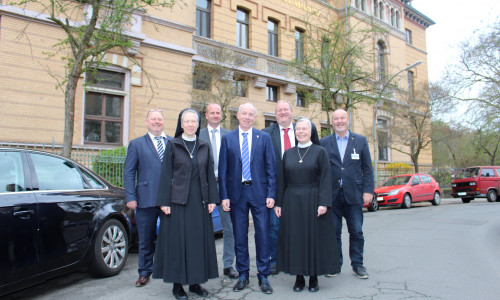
[
  {"left": 297, "top": 141, "right": 312, "bottom": 148},
  {"left": 182, "top": 134, "right": 196, "bottom": 141}
]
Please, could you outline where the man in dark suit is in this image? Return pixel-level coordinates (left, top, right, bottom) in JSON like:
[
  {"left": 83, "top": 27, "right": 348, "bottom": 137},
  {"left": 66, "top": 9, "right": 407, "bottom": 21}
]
[
  {"left": 124, "top": 110, "right": 172, "bottom": 287},
  {"left": 199, "top": 103, "right": 238, "bottom": 280},
  {"left": 219, "top": 102, "right": 277, "bottom": 294},
  {"left": 320, "top": 108, "right": 374, "bottom": 279},
  {"left": 262, "top": 100, "right": 295, "bottom": 275}
]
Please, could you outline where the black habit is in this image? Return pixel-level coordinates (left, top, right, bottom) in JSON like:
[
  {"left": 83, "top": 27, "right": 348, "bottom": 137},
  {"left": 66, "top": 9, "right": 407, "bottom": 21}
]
[
  {"left": 152, "top": 137, "right": 219, "bottom": 285},
  {"left": 276, "top": 144, "right": 340, "bottom": 276}
]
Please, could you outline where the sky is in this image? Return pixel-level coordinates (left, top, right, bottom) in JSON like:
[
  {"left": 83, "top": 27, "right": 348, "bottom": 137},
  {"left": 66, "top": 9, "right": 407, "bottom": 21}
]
[{"left": 411, "top": 0, "right": 500, "bottom": 82}]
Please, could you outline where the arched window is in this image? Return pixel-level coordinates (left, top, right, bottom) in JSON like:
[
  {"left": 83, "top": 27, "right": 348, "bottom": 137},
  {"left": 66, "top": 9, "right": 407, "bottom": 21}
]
[
  {"left": 396, "top": 11, "right": 401, "bottom": 28},
  {"left": 391, "top": 8, "right": 395, "bottom": 27},
  {"left": 373, "top": 0, "right": 378, "bottom": 18},
  {"left": 377, "top": 41, "right": 386, "bottom": 82},
  {"left": 379, "top": 2, "right": 384, "bottom": 20}
]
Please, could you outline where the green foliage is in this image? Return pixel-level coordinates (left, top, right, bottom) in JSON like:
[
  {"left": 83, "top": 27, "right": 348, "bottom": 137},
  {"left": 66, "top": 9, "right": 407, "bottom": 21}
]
[
  {"left": 92, "top": 147, "right": 127, "bottom": 187},
  {"left": 429, "top": 168, "right": 453, "bottom": 188},
  {"left": 385, "top": 163, "right": 412, "bottom": 176}
]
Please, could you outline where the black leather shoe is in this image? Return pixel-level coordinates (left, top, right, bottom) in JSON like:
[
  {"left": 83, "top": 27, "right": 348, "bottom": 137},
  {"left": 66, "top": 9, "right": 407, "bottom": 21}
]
[
  {"left": 309, "top": 276, "right": 319, "bottom": 292},
  {"left": 259, "top": 277, "right": 273, "bottom": 294},
  {"left": 189, "top": 284, "right": 208, "bottom": 297},
  {"left": 270, "top": 264, "right": 279, "bottom": 275},
  {"left": 223, "top": 267, "right": 239, "bottom": 279},
  {"left": 172, "top": 284, "right": 188, "bottom": 300},
  {"left": 293, "top": 275, "right": 305, "bottom": 292},
  {"left": 233, "top": 276, "right": 249, "bottom": 291}
]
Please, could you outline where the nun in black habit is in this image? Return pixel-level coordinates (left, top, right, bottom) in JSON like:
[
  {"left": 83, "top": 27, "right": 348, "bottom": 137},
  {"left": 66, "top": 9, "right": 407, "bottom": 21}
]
[
  {"left": 274, "top": 118, "right": 340, "bottom": 293},
  {"left": 153, "top": 108, "right": 219, "bottom": 300}
]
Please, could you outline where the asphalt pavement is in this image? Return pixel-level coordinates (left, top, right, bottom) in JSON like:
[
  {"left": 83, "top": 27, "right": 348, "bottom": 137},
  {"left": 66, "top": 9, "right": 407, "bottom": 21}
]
[{"left": 5, "top": 198, "right": 500, "bottom": 300}]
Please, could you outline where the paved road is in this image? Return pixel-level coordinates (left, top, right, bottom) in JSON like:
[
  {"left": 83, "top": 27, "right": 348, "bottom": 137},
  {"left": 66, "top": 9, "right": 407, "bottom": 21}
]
[{"left": 6, "top": 198, "right": 500, "bottom": 299}]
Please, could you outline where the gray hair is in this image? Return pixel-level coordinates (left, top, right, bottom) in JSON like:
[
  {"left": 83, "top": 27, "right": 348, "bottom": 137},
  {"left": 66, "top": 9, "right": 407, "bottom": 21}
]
[
  {"left": 296, "top": 117, "right": 312, "bottom": 129},
  {"left": 238, "top": 102, "right": 257, "bottom": 115},
  {"left": 181, "top": 108, "right": 200, "bottom": 122}
]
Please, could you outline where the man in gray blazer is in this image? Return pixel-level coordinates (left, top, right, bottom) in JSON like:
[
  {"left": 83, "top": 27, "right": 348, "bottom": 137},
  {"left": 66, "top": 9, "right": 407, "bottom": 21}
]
[{"left": 200, "top": 103, "right": 238, "bottom": 279}]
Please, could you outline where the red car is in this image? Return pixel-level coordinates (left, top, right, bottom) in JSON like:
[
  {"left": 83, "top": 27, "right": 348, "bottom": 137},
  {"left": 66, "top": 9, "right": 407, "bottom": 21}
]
[
  {"left": 451, "top": 166, "right": 500, "bottom": 203},
  {"left": 374, "top": 174, "right": 441, "bottom": 209}
]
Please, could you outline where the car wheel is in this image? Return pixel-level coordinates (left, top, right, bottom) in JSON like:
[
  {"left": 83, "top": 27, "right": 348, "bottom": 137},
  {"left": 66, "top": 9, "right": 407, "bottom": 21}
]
[
  {"left": 431, "top": 192, "right": 441, "bottom": 206},
  {"left": 486, "top": 190, "right": 497, "bottom": 202},
  {"left": 368, "top": 197, "right": 379, "bottom": 212},
  {"left": 462, "top": 197, "right": 472, "bottom": 203},
  {"left": 89, "top": 219, "right": 129, "bottom": 277},
  {"left": 401, "top": 193, "right": 411, "bottom": 209}
]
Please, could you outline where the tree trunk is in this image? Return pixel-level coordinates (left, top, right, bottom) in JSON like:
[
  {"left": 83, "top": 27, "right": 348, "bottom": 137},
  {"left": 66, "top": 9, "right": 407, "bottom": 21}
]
[
  {"left": 412, "top": 155, "right": 419, "bottom": 173},
  {"left": 61, "top": 66, "right": 83, "bottom": 158}
]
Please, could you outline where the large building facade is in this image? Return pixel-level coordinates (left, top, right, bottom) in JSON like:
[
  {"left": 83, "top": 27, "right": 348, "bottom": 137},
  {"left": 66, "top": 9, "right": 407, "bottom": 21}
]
[{"left": 0, "top": 0, "right": 434, "bottom": 175}]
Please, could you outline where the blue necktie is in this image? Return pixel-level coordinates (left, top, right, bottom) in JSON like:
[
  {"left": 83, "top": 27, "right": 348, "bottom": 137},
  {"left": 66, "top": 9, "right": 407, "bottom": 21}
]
[
  {"left": 154, "top": 137, "right": 164, "bottom": 161},
  {"left": 242, "top": 133, "right": 251, "bottom": 181}
]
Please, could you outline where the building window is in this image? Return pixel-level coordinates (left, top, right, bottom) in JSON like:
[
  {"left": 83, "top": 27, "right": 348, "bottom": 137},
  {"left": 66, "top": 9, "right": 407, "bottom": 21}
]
[
  {"left": 295, "top": 28, "right": 304, "bottom": 62},
  {"left": 196, "top": 0, "right": 211, "bottom": 38},
  {"left": 361, "top": 0, "right": 366, "bottom": 11},
  {"left": 296, "top": 91, "right": 306, "bottom": 107},
  {"left": 268, "top": 19, "right": 279, "bottom": 57},
  {"left": 321, "top": 37, "right": 330, "bottom": 69},
  {"left": 379, "top": 2, "right": 384, "bottom": 21},
  {"left": 377, "top": 118, "right": 389, "bottom": 161},
  {"left": 266, "top": 85, "right": 278, "bottom": 102},
  {"left": 265, "top": 119, "right": 277, "bottom": 128},
  {"left": 396, "top": 11, "right": 401, "bottom": 28},
  {"left": 84, "top": 70, "right": 124, "bottom": 145},
  {"left": 391, "top": 9, "right": 395, "bottom": 26},
  {"left": 355, "top": 0, "right": 360, "bottom": 9},
  {"left": 236, "top": 8, "right": 249, "bottom": 49},
  {"left": 408, "top": 70, "right": 414, "bottom": 98},
  {"left": 377, "top": 41, "right": 386, "bottom": 82},
  {"left": 373, "top": 0, "right": 378, "bottom": 18},
  {"left": 193, "top": 65, "right": 211, "bottom": 91},
  {"left": 233, "top": 78, "right": 247, "bottom": 97},
  {"left": 405, "top": 29, "right": 412, "bottom": 44}
]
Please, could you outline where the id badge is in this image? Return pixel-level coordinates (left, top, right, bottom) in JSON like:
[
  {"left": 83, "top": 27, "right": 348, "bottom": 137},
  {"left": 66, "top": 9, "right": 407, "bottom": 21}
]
[{"left": 351, "top": 148, "right": 360, "bottom": 160}]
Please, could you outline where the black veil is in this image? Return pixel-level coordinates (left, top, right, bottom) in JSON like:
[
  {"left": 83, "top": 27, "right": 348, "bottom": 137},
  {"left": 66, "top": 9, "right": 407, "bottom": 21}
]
[{"left": 174, "top": 108, "right": 201, "bottom": 138}]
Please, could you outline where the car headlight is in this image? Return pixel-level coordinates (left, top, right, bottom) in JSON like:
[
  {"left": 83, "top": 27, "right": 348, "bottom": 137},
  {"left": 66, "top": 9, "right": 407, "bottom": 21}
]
[
  {"left": 452, "top": 183, "right": 456, "bottom": 187},
  {"left": 469, "top": 182, "right": 476, "bottom": 186},
  {"left": 388, "top": 189, "right": 401, "bottom": 196}
]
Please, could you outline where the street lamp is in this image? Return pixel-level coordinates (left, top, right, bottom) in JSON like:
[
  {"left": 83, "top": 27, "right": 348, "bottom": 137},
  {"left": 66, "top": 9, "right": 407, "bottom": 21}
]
[{"left": 373, "top": 60, "right": 422, "bottom": 186}]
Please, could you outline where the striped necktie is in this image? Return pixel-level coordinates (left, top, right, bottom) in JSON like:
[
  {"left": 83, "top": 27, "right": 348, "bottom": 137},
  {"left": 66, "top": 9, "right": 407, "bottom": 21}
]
[
  {"left": 154, "top": 137, "right": 164, "bottom": 161},
  {"left": 241, "top": 132, "right": 251, "bottom": 181}
]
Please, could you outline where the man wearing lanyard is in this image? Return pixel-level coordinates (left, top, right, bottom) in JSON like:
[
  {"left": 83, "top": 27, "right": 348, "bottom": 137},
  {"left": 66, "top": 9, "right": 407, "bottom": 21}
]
[{"left": 320, "top": 108, "right": 374, "bottom": 279}]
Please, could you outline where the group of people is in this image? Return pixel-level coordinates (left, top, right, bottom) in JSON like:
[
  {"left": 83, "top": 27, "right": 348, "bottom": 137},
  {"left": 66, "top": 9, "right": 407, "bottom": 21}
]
[{"left": 124, "top": 101, "right": 374, "bottom": 299}]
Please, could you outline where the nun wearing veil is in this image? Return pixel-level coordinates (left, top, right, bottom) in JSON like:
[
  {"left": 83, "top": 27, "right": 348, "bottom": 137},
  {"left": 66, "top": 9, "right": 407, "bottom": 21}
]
[{"left": 153, "top": 108, "right": 219, "bottom": 300}]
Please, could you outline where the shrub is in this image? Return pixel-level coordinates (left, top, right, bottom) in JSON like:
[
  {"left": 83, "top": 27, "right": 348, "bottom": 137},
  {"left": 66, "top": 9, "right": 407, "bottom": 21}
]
[
  {"left": 92, "top": 147, "right": 127, "bottom": 187},
  {"left": 385, "top": 163, "right": 412, "bottom": 176},
  {"left": 430, "top": 168, "right": 453, "bottom": 188}
]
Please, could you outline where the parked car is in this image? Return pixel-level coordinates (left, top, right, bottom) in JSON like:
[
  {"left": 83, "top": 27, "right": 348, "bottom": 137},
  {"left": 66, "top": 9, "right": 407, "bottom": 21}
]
[
  {"left": 374, "top": 174, "right": 441, "bottom": 209},
  {"left": 364, "top": 195, "right": 379, "bottom": 212},
  {"left": 451, "top": 166, "right": 500, "bottom": 203},
  {"left": 0, "top": 148, "right": 133, "bottom": 296}
]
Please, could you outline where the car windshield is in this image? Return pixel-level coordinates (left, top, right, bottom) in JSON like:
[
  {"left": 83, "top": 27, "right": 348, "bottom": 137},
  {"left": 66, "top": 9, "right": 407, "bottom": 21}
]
[
  {"left": 456, "top": 168, "right": 480, "bottom": 179},
  {"left": 382, "top": 176, "right": 411, "bottom": 186}
]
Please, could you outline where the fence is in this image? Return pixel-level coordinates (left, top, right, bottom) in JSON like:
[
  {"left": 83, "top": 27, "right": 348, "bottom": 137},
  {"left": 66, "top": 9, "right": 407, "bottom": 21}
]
[{"left": 0, "top": 142, "right": 127, "bottom": 187}]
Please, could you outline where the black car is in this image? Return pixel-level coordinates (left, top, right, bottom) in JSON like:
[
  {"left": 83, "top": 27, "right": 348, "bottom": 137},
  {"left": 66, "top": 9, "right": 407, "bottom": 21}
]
[{"left": 0, "top": 148, "right": 132, "bottom": 296}]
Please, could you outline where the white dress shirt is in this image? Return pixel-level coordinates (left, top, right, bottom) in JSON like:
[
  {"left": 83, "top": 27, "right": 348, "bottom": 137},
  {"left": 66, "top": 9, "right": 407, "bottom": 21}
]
[{"left": 278, "top": 124, "right": 295, "bottom": 157}]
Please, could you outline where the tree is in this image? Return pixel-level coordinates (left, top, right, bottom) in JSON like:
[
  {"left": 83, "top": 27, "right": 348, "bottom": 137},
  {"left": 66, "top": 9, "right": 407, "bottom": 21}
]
[
  {"left": 386, "top": 82, "right": 432, "bottom": 173},
  {"left": 289, "top": 10, "right": 383, "bottom": 129},
  {"left": 13, "top": 0, "right": 178, "bottom": 157},
  {"left": 445, "top": 17, "right": 500, "bottom": 112},
  {"left": 191, "top": 47, "right": 251, "bottom": 128}
]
